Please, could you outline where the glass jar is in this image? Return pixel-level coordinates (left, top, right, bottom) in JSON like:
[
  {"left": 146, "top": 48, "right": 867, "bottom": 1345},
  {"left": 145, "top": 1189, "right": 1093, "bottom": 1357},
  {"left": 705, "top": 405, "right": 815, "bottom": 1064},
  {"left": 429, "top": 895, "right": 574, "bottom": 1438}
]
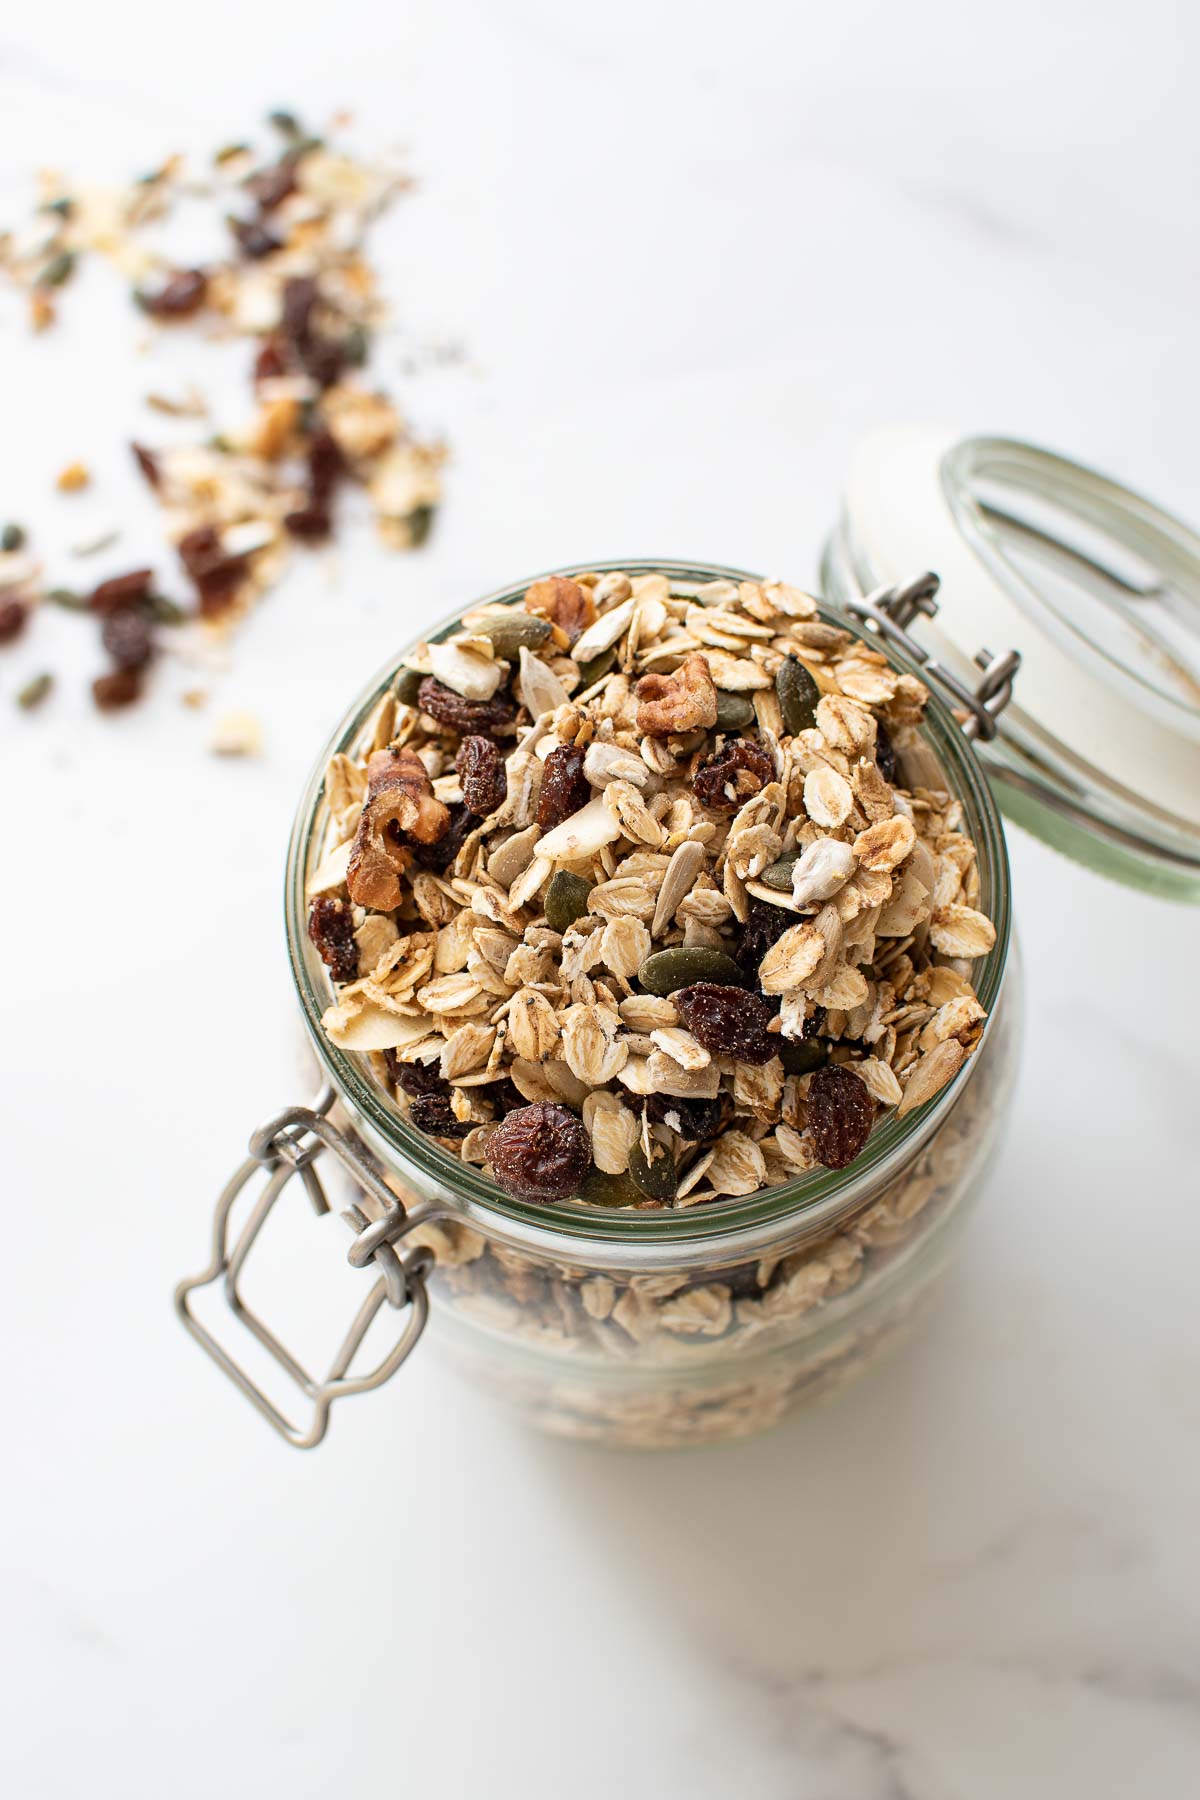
[
  {"left": 176, "top": 435, "right": 1200, "bottom": 1451},
  {"left": 179, "top": 558, "right": 1020, "bottom": 1450}
]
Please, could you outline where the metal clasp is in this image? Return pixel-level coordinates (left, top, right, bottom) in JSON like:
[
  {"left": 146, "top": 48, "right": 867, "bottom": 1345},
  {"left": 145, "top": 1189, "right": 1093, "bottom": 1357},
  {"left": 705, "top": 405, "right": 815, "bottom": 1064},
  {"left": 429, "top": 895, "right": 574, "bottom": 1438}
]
[
  {"left": 846, "top": 571, "right": 1021, "bottom": 741},
  {"left": 175, "top": 1086, "right": 438, "bottom": 1448}
]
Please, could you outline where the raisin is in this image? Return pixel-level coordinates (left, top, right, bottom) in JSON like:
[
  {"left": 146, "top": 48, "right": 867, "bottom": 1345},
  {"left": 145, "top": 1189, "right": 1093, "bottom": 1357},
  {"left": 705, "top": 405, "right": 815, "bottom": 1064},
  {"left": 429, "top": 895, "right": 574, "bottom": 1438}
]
[
  {"left": 130, "top": 442, "right": 161, "bottom": 488},
  {"left": 307, "top": 428, "right": 344, "bottom": 499},
  {"left": 137, "top": 269, "right": 208, "bottom": 318},
  {"left": 407, "top": 1092, "right": 472, "bottom": 1140},
  {"left": 536, "top": 743, "right": 590, "bottom": 830},
  {"left": 409, "top": 801, "right": 476, "bottom": 872},
  {"left": 807, "top": 1064, "right": 875, "bottom": 1170},
  {"left": 646, "top": 1093, "right": 730, "bottom": 1141},
  {"left": 254, "top": 338, "right": 289, "bottom": 383},
  {"left": 307, "top": 895, "right": 358, "bottom": 982},
  {"left": 487, "top": 1078, "right": 528, "bottom": 1117},
  {"left": 176, "top": 526, "right": 248, "bottom": 616},
  {"left": 417, "top": 676, "right": 517, "bottom": 738},
  {"left": 456, "top": 735, "right": 507, "bottom": 815},
  {"left": 92, "top": 668, "right": 143, "bottom": 710},
  {"left": 89, "top": 569, "right": 155, "bottom": 613},
  {"left": 0, "top": 598, "right": 27, "bottom": 645},
  {"left": 280, "top": 275, "right": 318, "bottom": 341},
  {"left": 489, "top": 1101, "right": 592, "bottom": 1203},
  {"left": 101, "top": 607, "right": 154, "bottom": 670},
  {"left": 674, "top": 983, "right": 778, "bottom": 1063},
  {"left": 228, "top": 217, "right": 282, "bottom": 259},
  {"left": 736, "top": 897, "right": 795, "bottom": 980},
  {"left": 247, "top": 162, "right": 297, "bottom": 211},
  {"left": 284, "top": 503, "right": 332, "bottom": 541},
  {"left": 693, "top": 737, "right": 775, "bottom": 813},
  {"left": 383, "top": 1052, "right": 448, "bottom": 1098},
  {"left": 874, "top": 717, "right": 897, "bottom": 785}
]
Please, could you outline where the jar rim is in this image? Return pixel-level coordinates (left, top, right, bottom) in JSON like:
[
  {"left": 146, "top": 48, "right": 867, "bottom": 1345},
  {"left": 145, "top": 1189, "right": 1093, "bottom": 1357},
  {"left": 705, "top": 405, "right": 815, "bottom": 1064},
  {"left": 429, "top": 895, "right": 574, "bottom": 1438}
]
[{"left": 284, "top": 559, "right": 1012, "bottom": 1250}]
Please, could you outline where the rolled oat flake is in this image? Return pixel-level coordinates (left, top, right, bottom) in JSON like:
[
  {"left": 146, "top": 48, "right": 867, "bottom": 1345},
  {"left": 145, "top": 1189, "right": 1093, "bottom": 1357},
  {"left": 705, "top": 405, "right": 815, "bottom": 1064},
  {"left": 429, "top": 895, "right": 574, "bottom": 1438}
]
[{"left": 175, "top": 436, "right": 1200, "bottom": 1451}]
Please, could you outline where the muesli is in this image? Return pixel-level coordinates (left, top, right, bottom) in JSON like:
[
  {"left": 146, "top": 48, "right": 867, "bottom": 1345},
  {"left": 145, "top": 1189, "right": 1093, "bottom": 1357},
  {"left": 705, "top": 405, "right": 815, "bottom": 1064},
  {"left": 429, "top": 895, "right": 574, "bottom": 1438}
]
[{"left": 307, "top": 567, "right": 997, "bottom": 1209}]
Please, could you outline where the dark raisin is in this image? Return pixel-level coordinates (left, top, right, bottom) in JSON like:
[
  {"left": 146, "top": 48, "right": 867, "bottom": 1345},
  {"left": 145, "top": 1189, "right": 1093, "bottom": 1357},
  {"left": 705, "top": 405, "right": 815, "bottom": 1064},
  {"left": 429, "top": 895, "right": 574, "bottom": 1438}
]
[
  {"left": 693, "top": 737, "right": 775, "bottom": 813},
  {"left": 137, "top": 269, "right": 208, "bottom": 318},
  {"left": 280, "top": 275, "right": 318, "bottom": 341},
  {"left": 409, "top": 801, "right": 476, "bottom": 872},
  {"left": 254, "top": 338, "right": 289, "bottom": 383},
  {"left": 407, "top": 1092, "right": 472, "bottom": 1140},
  {"left": 228, "top": 216, "right": 282, "bottom": 259},
  {"left": 806, "top": 1064, "right": 875, "bottom": 1170},
  {"left": 536, "top": 743, "right": 590, "bottom": 830},
  {"left": 489, "top": 1102, "right": 592, "bottom": 1203},
  {"left": 248, "top": 163, "right": 298, "bottom": 211},
  {"left": 131, "top": 442, "right": 161, "bottom": 487},
  {"left": 101, "top": 607, "right": 155, "bottom": 671},
  {"left": 89, "top": 569, "right": 155, "bottom": 613},
  {"left": 306, "top": 428, "right": 344, "bottom": 499},
  {"left": 92, "top": 668, "right": 143, "bottom": 710},
  {"left": 486, "top": 1078, "right": 528, "bottom": 1117},
  {"left": 383, "top": 1053, "right": 448, "bottom": 1098},
  {"left": 284, "top": 503, "right": 332, "bottom": 541},
  {"left": 736, "top": 897, "right": 795, "bottom": 980},
  {"left": 417, "top": 675, "right": 517, "bottom": 737},
  {"left": 646, "top": 1093, "right": 730, "bottom": 1141},
  {"left": 298, "top": 334, "right": 347, "bottom": 388},
  {"left": 176, "top": 526, "right": 248, "bottom": 616},
  {"left": 457, "top": 736, "right": 507, "bottom": 815},
  {"left": 0, "top": 598, "right": 27, "bottom": 645},
  {"left": 307, "top": 895, "right": 358, "bottom": 982},
  {"left": 874, "top": 717, "right": 897, "bottom": 785},
  {"left": 674, "top": 983, "right": 778, "bottom": 1063}
]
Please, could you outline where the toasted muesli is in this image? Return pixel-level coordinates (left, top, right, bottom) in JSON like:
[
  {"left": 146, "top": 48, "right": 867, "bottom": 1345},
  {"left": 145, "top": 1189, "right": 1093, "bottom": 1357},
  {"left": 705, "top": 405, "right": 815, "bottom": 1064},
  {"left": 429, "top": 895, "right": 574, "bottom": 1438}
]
[{"left": 308, "top": 570, "right": 996, "bottom": 1206}]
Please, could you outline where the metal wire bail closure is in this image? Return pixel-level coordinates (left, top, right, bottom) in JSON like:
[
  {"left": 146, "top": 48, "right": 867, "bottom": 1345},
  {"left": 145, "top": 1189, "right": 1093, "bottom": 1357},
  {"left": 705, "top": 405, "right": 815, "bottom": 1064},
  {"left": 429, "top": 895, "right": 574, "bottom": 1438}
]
[
  {"left": 174, "top": 1086, "right": 438, "bottom": 1448},
  {"left": 846, "top": 571, "right": 1021, "bottom": 741}
]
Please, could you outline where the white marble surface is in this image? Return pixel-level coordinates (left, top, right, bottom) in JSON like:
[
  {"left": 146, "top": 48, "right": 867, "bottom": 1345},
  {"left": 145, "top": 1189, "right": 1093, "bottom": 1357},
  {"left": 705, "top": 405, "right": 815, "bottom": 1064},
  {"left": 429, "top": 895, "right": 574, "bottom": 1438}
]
[{"left": 3, "top": 4, "right": 1199, "bottom": 1796}]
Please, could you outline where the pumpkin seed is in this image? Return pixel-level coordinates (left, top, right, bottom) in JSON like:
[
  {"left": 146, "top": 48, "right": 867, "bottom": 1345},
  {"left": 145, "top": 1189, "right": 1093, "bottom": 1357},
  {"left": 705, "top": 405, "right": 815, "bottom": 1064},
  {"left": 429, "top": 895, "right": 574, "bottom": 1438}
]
[
  {"left": 16, "top": 672, "right": 52, "bottom": 711},
  {"left": 46, "top": 587, "right": 88, "bottom": 612},
  {"left": 776, "top": 654, "right": 821, "bottom": 736},
  {"left": 1, "top": 524, "right": 25, "bottom": 553},
  {"left": 394, "top": 667, "right": 424, "bottom": 705},
  {"left": 545, "top": 870, "right": 593, "bottom": 934},
  {"left": 580, "top": 1168, "right": 644, "bottom": 1208},
  {"left": 475, "top": 610, "right": 552, "bottom": 659},
  {"left": 779, "top": 1037, "right": 826, "bottom": 1076},
  {"left": 638, "top": 946, "right": 747, "bottom": 996},
  {"left": 760, "top": 855, "right": 798, "bottom": 892},
  {"left": 628, "top": 1139, "right": 678, "bottom": 1202},
  {"left": 36, "top": 251, "right": 75, "bottom": 289},
  {"left": 575, "top": 645, "right": 618, "bottom": 690},
  {"left": 714, "top": 689, "right": 756, "bottom": 731}
]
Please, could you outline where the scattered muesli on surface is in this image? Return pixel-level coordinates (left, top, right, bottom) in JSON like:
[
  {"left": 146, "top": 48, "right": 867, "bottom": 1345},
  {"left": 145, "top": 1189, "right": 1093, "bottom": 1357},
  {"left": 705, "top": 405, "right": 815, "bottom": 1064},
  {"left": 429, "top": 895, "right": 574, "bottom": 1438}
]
[{"left": 308, "top": 567, "right": 997, "bottom": 1207}]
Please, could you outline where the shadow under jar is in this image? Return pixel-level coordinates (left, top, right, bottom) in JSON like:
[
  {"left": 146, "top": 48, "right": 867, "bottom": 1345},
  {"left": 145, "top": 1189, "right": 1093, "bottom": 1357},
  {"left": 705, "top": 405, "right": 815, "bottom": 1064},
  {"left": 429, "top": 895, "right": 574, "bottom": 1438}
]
[{"left": 180, "top": 559, "right": 1017, "bottom": 1451}]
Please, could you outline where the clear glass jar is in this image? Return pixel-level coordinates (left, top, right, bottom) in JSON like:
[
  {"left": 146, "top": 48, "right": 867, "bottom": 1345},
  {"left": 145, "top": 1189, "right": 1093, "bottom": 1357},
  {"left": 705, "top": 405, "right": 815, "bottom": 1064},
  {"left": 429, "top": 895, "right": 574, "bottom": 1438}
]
[{"left": 254, "top": 560, "right": 1020, "bottom": 1449}]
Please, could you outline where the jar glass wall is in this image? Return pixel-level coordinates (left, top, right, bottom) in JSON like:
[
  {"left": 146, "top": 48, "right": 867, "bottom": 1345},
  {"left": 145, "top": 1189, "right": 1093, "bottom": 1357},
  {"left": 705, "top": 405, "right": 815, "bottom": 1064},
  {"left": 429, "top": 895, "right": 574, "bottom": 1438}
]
[{"left": 285, "top": 562, "right": 1020, "bottom": 1448}]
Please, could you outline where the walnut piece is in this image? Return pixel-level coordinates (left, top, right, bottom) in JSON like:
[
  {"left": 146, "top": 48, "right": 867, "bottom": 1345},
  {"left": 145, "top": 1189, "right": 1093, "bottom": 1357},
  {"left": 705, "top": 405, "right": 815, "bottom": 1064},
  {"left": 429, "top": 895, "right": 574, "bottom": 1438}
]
[
  {"left": 523, "top": 575, "right": 595, "bottom": 646},
  {"left": 347, "top": 748, "right": 450, "bottom": 909},
  {"left": 635, "top": 652, "right": 718, "bottom": 736}
]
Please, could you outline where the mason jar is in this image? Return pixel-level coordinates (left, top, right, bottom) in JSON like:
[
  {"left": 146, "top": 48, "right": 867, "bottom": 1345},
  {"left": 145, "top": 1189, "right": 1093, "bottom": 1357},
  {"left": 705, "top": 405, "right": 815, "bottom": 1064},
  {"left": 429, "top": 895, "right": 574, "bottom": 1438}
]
[{"left": 176, "top": 432, "right": 1200, "bottom": 1451}]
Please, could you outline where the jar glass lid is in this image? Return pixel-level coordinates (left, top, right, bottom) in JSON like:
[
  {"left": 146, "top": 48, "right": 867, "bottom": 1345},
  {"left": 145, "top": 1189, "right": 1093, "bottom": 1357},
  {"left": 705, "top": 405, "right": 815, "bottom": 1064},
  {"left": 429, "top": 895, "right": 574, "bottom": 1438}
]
[{"left": 823, "top": 427, "right": 1200, "bottom": 901}]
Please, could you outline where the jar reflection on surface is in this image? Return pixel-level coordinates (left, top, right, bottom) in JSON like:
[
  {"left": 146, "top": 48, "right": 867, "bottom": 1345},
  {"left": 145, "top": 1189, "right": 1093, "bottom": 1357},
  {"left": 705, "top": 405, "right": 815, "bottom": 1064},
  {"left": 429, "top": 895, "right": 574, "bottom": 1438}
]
[{"left": 288, "top": 563, "right": 1022, "bottom": 1449}]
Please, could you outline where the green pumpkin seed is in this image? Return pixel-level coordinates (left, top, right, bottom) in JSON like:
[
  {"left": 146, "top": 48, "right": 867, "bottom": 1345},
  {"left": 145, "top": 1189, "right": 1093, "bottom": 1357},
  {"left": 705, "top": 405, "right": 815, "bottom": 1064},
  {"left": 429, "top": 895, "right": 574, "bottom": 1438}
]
[
  {"left": 1, "top": 524, "right": 26, "bottom": 553},
  {"left": 405, "top": 504, "right": 435, "bottom": 548},
  {"left": 638, "top": 946, "right": 747, "bottom": 996},
  {"left": 16, "top": 672, "right": 52, "bottom": 711},
  {"left": 628, "top": 1139, "right": 678, "bottom": 1202},
  {"left": 760, "top": 855, "right": 797, "bottom": 891},
  {"left": 36, "top": 251, "right": 76, "bottom": 289},
  {"left": 779, "top": 1037, "right": 827, "bottom": 1076},
  {"left": 46, "top": 587, "right": 88, "bottom": 612},
  {"left": 143, "top": 593, "right": 189, "bottom": 626},
  {"left": 475, "top": 611, "right": 552, "bottom": 659},
  {"left": 394, "top": 667, "right": 424, "bottom": 705},
  {"left": 714, "top": 690, "right": 756, "bottom": 731},
  {"left": 575, "top": 645, "right": 618, "bottom": 690},
  {"left": 776, "top": 654, "right": 821, "bottom": 736},
  {"left": 545, "top": 870, "right": 593, "bottom": 934},
  {"left": 580, "top": 1168, "right": 643, "bottom": 1208}
]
